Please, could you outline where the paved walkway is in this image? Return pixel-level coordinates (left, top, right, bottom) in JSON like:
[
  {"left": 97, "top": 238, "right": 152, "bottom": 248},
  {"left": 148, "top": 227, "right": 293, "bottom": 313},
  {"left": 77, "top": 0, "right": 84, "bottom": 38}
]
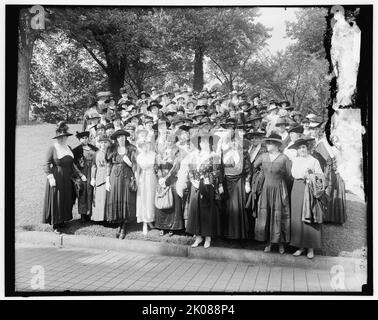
[{"left": 15, "top": 244, "right": 365, "bottom": 293}]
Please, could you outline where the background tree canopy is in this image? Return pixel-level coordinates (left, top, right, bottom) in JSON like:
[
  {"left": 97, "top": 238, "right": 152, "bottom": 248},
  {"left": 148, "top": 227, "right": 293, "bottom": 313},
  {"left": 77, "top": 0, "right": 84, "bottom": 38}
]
[{"left": 20, "top": 6, "right": 330, "bottom": 123}]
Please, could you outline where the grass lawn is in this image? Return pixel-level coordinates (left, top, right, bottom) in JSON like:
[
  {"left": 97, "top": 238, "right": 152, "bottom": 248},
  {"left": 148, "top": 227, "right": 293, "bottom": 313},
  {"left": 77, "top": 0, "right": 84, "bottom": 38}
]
[{"left": 15, "top": 124, "right": 368, "bottom": 257}]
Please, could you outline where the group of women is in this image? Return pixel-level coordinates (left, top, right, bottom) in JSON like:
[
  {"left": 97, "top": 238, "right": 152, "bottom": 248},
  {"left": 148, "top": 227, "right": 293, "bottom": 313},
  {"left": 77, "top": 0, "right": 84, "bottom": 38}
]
[{"left": 42, "top": 87, "right": 347, "bottom": 258}]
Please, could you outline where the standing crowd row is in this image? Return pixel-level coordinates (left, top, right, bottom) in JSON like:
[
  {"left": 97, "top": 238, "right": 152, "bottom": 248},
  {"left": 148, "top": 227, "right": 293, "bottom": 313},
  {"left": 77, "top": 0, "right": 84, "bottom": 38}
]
[{"left": 43, "top": 87, "right": 346, "bottom": 258}]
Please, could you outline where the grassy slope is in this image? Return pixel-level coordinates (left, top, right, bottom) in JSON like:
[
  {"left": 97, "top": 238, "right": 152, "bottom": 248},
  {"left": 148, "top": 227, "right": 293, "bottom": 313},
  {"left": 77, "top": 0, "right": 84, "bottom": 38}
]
[{"left": 15, "top": 124, "right": 367, "bottom": 257}]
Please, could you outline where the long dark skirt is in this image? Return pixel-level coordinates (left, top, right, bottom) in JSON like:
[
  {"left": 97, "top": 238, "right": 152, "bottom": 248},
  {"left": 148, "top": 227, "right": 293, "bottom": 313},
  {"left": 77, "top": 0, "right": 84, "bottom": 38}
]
[
  {"left": 290, "top": 179, "right": 321, "bottom": 249},
  {"left": 105, "top": 163, "right": 136, "bottom": 223},
  {"left": 186, "top": 184, "right": 222, "bottom": 237},
  {"left": 324, "top": 172, "right": 347, "bottom": 224},
  {"left": 42, "top": 157, "right": 75, "bottom": 225},
  {"left": 77, "top": 165, "right": 93, "bottom": 216},
  {"left": 223, "top": 175, "right": 250, "bottom": 239},
  {"left": 155, "top": 185, "right": 184, "bottom": 231},
  {"left": 254, "top": 180, "right": 290, "bottom": 244}
]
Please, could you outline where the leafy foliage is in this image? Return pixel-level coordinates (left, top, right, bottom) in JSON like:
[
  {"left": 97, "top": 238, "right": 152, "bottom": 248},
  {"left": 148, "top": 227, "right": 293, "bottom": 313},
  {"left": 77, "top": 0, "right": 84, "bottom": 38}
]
[{"left": 30, "top": 31, "right": 106, "bottom": 123}]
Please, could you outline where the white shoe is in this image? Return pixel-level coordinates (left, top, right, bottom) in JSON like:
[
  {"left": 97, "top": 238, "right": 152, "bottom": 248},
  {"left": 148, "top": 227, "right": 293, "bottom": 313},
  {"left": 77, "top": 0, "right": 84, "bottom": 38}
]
[
  {"left": 204, "top": 237, "right": 211, "bottom": 249},
  {"left": 307, "top": 248, "right": 314, "bottom": 259},
  {"left": 293, "top": 249, "right": 304, "bottom": 257},
  {"left": 143, "top": 223, "right": 148, "bottom": 235},
  {"left": 191, "top": 236, "right": 203, "bottom": 248}
]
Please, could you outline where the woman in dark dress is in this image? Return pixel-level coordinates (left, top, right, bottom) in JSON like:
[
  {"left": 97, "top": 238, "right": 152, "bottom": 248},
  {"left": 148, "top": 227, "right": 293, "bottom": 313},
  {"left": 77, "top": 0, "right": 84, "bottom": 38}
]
[
  {"left": 245, "top": 129, "right": 266, "bottom": 232},
  {"left": 105, "top": 129, "right": 137, "bottom": 239},
  {"left": 289, "top": 138, "right": 324, "bottom": 259},
  {"left": 177, "top": 130, "right": 223, "bottom": 249},
  {"left": 72, "top": 131, "right": 98, "bottom": 223},
  {"left": 254, "top": 133, "right": 292, "bottom": 254},
  {"left": 43, "top": 122, "right": 85, "bottom": 233},
  {"left": 154, "top": 133, "right": 184, "bottom": 236},
  {"left": 221, "top": 128, "right": 252, "bottom": 239}
]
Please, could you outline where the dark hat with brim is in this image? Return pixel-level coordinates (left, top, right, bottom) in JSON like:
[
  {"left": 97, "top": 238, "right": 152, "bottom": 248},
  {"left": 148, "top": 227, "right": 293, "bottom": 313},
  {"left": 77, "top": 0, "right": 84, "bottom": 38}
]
[
  {"left": 138, "top": 91, "right": 150, "bottom": 98},
  {"left": 110, "top": 129, "right": 130, "bottom": 140},
  {"left": 238, "top": 101, "right": 251, "bottom": 108},
  {"left": 288, "top": 125, "right": 304, "bottom": 134},
  {"left": 275, "top": 117, "right": 288, "bottom": 127},
  {"left": 195, "top": 104, "right": 207, "bottom": 110},
  {"left": 302, "top": 118, "right": 310, "bottom": 123},
  {"left": 178, "top": 124, "right": 193, "bottom": 132},
  {"left": 288, "top": 137, "right": 315, "bottom": 150},
  {"left": 76, "top": 131, "right": 90, "bottom": 140},
  {"left": 165, "top": 110, "right": 177, "bottom": 116},
  {"left": 246, "top": 115, "right": 263, "bottom": 123},
  {"left": 147, "top": 101, "right": 163, "bottom": 111},
  {"left": 126, "top": 112, "right": 143, "bottom": 122},
  {"left": 53, "top": 122, "right": 73, "bottom": 139},
  {"left": 192, "top": 111, "right": 207, "bottom": 120},
  {"left": 245, "top": 129, "right": 266, "bottom": 139},
  {"left": 252, "top": 93, "right": 261, "bottom": 99},
  {"left": 279, "top": 100, "right": 291, "bottom": 107},
  {"left": 263, "top": 132, "right": 282, "bottom": 145}
]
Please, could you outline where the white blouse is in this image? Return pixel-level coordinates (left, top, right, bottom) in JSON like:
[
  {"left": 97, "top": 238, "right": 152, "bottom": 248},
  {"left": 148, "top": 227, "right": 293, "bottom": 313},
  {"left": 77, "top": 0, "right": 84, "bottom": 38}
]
[
  {"left": 291, "top": 155, "right": 323, "bottom": 179},
  {"left": 54, "top": 142, "right": 74, "bottom": 159}
]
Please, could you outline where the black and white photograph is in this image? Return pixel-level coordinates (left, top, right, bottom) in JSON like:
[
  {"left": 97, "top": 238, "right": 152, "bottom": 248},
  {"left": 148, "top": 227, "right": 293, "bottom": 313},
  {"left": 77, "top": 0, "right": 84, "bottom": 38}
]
[{"left": 3, "top": 1, "right": 373, "bottom": 301}]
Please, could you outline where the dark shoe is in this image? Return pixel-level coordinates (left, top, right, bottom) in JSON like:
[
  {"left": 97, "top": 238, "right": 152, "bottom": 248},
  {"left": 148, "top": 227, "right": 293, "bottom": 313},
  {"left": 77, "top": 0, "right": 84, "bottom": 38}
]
[{"left": 80, "top": 215, "right": 86, "bottom": 223}]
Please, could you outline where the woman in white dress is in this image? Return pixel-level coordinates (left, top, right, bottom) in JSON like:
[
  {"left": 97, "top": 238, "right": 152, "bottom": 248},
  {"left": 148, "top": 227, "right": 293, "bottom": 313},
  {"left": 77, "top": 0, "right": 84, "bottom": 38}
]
[{"left": 136, "top": 139, "right": 157, "bottom": 235}]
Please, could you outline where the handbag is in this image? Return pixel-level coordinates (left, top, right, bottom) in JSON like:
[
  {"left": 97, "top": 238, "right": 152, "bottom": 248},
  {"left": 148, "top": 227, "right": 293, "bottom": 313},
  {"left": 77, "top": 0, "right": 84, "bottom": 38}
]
[
  {"left": 155, "top": 185, "right": 173, "bottom": 210},
  {"left": 129, "top": 175, "right": 137, "bottom": 192}
]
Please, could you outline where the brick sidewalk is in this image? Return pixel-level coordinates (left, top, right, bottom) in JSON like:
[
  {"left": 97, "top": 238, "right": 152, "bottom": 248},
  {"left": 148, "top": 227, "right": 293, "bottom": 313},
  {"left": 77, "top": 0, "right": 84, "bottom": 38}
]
[{"left": 15, "top": 244, "right": 365, "bottom": 293}]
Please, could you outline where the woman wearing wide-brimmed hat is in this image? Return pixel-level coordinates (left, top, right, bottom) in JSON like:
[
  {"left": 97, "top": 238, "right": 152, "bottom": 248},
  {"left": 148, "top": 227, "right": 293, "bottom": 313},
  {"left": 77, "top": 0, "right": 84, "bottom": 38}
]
[
  {"left": 288, "top": 137, "right": 324, "bottom": 259},
  {"left": 72, "top": 131, "right": 99, "bottom": 223},
  {"left": 91, "top": 136, "right": 111, "bottom": 222},
  {"left": 245, "top": 129, "right": 266, "bottom": 223},
  {"left": 43, "top": 122, "right": 85, "bottom": 233},
  {"left": 105, "top": 129, "right": 137, "bottom": 239},
  {"left": 176, "top": 130, "right": 223, "bottom": 248},
  {"left": 254, "top": 133, "right": 292, "bottom": 254}
]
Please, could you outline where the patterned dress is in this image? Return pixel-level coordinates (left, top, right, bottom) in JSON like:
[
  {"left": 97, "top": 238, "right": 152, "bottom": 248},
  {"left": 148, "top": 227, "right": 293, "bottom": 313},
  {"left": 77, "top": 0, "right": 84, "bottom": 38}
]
[
  {"left": 136, "top": 150, "right": 157, "bottom": 223},
  {"left": 254, "top": 152, "right": 292, "bottom": 243},
  {"left": 185, "top": 151, "right": 223, "bottom": 237},
  {"left": 73, "top": 144, "right": 97, "bottom": 216},
  {"left": 91, "top": 149, "right": 108, "bottom": 221}
]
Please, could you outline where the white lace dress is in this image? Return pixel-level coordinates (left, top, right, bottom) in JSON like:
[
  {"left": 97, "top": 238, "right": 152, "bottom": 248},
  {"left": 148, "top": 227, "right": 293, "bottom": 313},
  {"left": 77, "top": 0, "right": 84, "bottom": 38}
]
[{"left": 136, "top": 151, "right": 157, "bottom": 223}]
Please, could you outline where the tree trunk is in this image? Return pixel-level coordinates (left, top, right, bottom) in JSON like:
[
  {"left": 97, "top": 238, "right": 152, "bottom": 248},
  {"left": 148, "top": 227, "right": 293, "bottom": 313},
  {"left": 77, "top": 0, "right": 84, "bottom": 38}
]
[
  {"left": 107, "top": 66, "right": 125, "bottom": 100},
  {"left": 17, "top": 9, "right": 38, "bottom": 125},
  {"left": 193, "top": 43, "right": 204, "bottom": 92},
  {"left": 17, "top": 45, "right": 34, "bottom": 124}
]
